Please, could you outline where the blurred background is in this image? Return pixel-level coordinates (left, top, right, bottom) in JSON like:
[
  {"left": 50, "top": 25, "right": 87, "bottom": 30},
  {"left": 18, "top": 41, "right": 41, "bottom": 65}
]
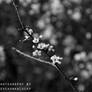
[{"left": 0, "top": 0, "right": 92, "bottom": 92}]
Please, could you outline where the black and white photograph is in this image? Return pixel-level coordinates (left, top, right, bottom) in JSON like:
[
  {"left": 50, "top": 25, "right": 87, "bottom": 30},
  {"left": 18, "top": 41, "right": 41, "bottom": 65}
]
[{"left": 0, "top": 0, "right": 91, "bottom": 92}]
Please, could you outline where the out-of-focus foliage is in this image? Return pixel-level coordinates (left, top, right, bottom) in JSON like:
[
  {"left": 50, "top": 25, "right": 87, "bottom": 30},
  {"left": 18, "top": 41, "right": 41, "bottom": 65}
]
[{"left": 0, "top": 0, "right": 92, "bottom": 92}]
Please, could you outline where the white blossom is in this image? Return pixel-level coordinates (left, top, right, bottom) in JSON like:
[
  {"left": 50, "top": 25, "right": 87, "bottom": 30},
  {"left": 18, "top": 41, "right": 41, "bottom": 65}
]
[
  {"left": 28, "top": 28, "right": 33, "bottom": 35},
  {"left": 48, "top": 45, "right": 55, "bottom": 52},
  {"left": 51, "top": 55, "right": 63, "bottom": 65},
  {"left": 24, "top": 32, "right": 30, "bottom": 40},
  {"left": 39, "top": 35, "right": 43, "bottom": 39},
  {"left": 24, "top": 28, "right": 33, "bottom": 40},
  {"left": 37, "top": 43, "right": 49, "bottom": 50},
  {"left": 32, "top": 37, "right": 39, "bottom": 43},
  {"left": 32, "top": 45, "right": 36, "bottom": 49},
  {"left": 32, "top": 50, "right": 41, "bottom": 56}
]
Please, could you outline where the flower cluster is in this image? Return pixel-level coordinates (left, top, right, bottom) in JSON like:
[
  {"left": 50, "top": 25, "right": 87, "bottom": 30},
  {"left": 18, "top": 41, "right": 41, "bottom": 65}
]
[
  {"left": 50, "top": 55, "right": 63, "bottom": 65},
  {"left": 37, "top": 43, "right": 49, "bottom": 50},
  {"left": 24, "top": 27, "right": 33, "bottom": 40},
  {"left": 32, "top": 36, "right": 39, "bottom": 44},
  {"left": 23, "top": 27, "right": 63, "bottom": 65},
  {"left": 32, "top": 50, "right": 41, "bottom": 57}
]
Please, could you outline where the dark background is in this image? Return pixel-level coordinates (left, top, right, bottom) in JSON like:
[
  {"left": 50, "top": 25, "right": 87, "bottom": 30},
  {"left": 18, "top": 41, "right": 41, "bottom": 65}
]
[{"left": 0, "top": 0, "right": 92, "bottom": 92}]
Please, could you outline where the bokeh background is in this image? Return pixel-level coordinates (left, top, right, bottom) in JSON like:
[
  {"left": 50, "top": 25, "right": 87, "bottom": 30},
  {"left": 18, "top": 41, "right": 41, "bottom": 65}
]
[{"left": 0, "top": 0, "right": 92, "bottom": 92}]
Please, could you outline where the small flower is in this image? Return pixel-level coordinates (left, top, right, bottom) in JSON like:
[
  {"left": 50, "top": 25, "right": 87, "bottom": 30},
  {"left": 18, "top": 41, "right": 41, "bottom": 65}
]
[
  {"left": 32, "top": 50, "right": 41, "bottom": 56},
  {"left": 47, "top": 45, "right": 55, "bottom": 56},
  {"left": 24, "top": 32, "right": 30, "bottom": 40},
  {"left": 28, "top": 28, "right": 33, "bottom": 35},
  {"left": 32, "top": 45, "right": 36, "bottom": 49},
  {"left": 39, "top": 35, "right": 43, "bottom": 39},
  {"left": 50, "top": 55, "right": 63, "bottom": 65},
  {"left": 32, "top": 37, "right": 39, "bottom": 43},
  {"left": 37, "top": 43, "right": 49, "bottom": 50},
  {"left": 24, "top": 28, "right": 33, "bottom": 40},
  {"left": 48, "top": 45, "right": 54, "bottom": 51}
]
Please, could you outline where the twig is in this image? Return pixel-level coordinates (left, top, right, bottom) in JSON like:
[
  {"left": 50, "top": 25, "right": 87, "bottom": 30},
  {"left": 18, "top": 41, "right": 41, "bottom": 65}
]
[
  {"left": 11, "top": 1, "right": 79, "bottom": 92},
  {"left": 12, "top": 47, "right": 79, "bottom": 92},
  {"left": 55, "top": 64, "right": 79, "bottom": 92},
  {"left": 11, "top": 0, "right": 33, "bottom": 37},
  {"left": 12, "top": 47, "right": 54, "bottom": 66},
  {"left": 11, "top": 0, "right": 24, "bottom": 29}
]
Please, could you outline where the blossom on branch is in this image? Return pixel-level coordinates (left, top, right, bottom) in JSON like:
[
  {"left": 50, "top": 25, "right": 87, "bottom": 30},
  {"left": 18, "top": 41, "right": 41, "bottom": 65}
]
[
  {"left": 32, "top": 37, "right": 39, "bottom": 44},
  {"left": 50, "top": 55, "right": 63, "bottom": 65},
  {"left": 37, "top": 43, "right": 49, "bottom": 50},
  {"left": 32, "top": 50, "right": 42, "bottom": 57},
  {"left": 24, "top": 28, "right": 33, "bottom": 40}
]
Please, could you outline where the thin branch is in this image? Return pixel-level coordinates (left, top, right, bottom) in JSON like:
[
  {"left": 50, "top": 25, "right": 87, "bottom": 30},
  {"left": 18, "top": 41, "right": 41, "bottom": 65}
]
[
  {"left": 12, "top": 47, "right": 54, "bottom": 66},
  {"left": 12, "top": 47, "right": 79, "bottom": 92},
  {"left": 55, "top": 64, "right": 79, "bottom": 92},
  {"left": 11, "top": 0, "right": 24, "bottom": 29},
  {"left": 11, "top": 0, "right": 33, "bottom": 37},
  {"left": 11, "top": 1, "right": 79, "bottom": 92}
]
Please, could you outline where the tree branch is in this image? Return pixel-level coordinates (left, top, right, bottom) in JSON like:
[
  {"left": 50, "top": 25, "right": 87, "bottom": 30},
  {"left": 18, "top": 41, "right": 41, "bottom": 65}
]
[{"left": 12, "top": 47, "right": 79, "bottom": 92}]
